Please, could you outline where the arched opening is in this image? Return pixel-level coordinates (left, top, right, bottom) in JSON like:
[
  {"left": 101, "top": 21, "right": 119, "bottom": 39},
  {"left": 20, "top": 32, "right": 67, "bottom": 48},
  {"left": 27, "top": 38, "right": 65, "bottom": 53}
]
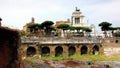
[
  {"left": 68, "top": 46, "right": 76, "bottom": 56},
  {"left": 27, "top": 47, "right": 36, "bottom": 57},
  {"left": 41, "top": 47, "right": 50, "bottom": 56},
  {"left": 115, "top": 40, "right": 118, "bottom": 43},
  {"left": 55, "top": 46, "right": 63, "bottom": 56},
  {"left": 81, "top": 46, "right": 88, "bottom": 55},
  {"left": 92, "top": 45, "right": 99, "bottom": 55}
]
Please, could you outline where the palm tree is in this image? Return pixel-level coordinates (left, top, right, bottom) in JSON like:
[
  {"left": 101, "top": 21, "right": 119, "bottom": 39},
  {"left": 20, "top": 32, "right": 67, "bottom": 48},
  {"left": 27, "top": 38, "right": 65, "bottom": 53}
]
[
  {"left": 57, "top": 24, "right": 70, "bottom": 37},
  {"left": 41, "top": 20, "right": 54, "bottom": 36},
  {"left": 98, "top": 21, "right": 112, "bottom": 37}
]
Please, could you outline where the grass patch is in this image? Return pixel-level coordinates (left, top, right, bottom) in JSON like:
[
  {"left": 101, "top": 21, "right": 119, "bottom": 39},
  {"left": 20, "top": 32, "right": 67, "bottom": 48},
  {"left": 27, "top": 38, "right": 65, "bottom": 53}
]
[
  {"left": 24, "top": 54, "right": 120, "bottom": 65},
  {"left": 69, "top": 54, "right": 107, "bottom": 61},
  {"left": 23, "top": 54, "right": 120, "bottom": 68},
  {"left": 41, "top": 55, "right": 68, "bottom": 61},
  {"left": 41, "top": 54, "right": 120, "bottom": 61}
]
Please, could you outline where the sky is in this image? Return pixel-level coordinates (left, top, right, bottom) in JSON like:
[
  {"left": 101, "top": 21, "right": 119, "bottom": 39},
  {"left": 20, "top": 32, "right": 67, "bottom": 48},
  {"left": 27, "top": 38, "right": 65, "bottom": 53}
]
[{"left": 0, "top": 0, "right": 120, "bottom": 32}]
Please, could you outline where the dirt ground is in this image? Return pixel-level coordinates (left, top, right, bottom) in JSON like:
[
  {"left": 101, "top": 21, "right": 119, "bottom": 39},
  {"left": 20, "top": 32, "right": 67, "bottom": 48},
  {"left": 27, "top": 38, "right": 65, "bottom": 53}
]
[{"left": 23, "top": 58, "right": 117, "bottom": 68}]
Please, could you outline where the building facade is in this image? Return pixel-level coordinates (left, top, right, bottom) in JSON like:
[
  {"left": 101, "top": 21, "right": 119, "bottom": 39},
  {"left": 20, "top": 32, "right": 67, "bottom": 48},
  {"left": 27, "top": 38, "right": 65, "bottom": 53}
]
[
  {"left": 23, "top": 17, "right": 35, "bottom": 33},
  {"left": 21, "top": 37, "right": 103, "bottom": 58},
  {"left": 71, "top": 7, "right": 90, "bottom": 27}
]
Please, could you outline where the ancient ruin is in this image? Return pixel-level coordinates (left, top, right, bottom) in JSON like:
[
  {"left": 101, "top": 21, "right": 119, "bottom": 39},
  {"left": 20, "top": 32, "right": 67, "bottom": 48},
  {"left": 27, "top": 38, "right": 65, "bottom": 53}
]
[{"left": 0, "top": 26, "right": 22, "bottom": 68}]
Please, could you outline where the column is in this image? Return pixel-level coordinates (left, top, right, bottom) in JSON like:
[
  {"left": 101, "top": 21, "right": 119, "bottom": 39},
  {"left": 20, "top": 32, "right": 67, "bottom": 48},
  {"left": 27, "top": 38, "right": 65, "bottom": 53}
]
[
  {"left": 35, "top": 46, "right": 39, "bottom": 55},
  {"left": 63, "top": 45, "right": 68, "bottom": 57},
  {"left": 75, "top": 45, "right": 80, "bottom": 56},
  {"left": 61, "top": 30, "right": 64, "bottom": 37},
  {"left": 73, "top": 17, "right": 75, "bottom": 26},
  {"left": 99, "top": 45, "right": 104, "bottom": 54},
  {"left": 21, "top": 45, "right": 27, "bottom": 59},
  {"left": 87, "top": 45, "right": 92, "bottom": 54},
  {"left": 80, "top": 17, "right": 81, "bottom": 24},
  {"left": 50, "top": 46, "right": 55, "bottom": 57}
]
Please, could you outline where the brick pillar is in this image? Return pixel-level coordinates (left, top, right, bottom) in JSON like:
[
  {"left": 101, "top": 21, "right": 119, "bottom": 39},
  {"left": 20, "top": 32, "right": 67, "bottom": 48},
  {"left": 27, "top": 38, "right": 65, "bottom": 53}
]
[
  {"left": 79, "top": 45, "right": 82, "bottom": 55},
  {"left": 21, "top": 45, "right": 27, "bottom": 58},
  {"left": 63, "top": 45, "right": 68, "bottom": 57},
  {"left": 75, "top": 45, "right": 80, "bottom": 56},
  {"left": 35, "top": 45, "right": 39, "bottom": 55},
  {"left": 38, "top": 46, "right": 41, "bottom": 55},
  {"left": 99, "top": 44, "right": 103, "bottom": 54},
  {"left": 50, "top": 46, "right": 55, "bottom": 57},
  {"left": 87, "top": 45, "right": 92, "bottom": 54}
]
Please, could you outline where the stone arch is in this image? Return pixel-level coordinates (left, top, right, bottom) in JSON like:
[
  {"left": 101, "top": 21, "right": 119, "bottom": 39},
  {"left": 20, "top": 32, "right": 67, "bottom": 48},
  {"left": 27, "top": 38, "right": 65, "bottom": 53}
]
[
  {"left": 68, "top": 46, "right": 76, "bottom": 56},
  {"left": 55, "top": 46, "right": 63, "bottom": 56},
  {"left": 92, "top": 45, "right": 99, "bottom": 55},
  {"left": 26, "top": 47, "right": 36, "bottom": 57},
  {"left": 41, "top": 46, "right": 50, "bottom": 56},
  {"left": 81, "top": 45, "right": 88, "bottom": 55}
]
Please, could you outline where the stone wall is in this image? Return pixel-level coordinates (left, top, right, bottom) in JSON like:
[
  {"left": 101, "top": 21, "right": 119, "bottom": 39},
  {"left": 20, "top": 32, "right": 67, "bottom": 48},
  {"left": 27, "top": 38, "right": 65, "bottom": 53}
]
[
  {"left": 104, "top": 47, "right": 120, "bottom": 56},
  {"left": 0, "top": 27, "right": 22, "bottom": 68},
  {"left": 21, "top": 43, "right": 103, "bottom": 58},
  {"left": 103, "top": 42, "right": 120, "bottom": 56},
  {"left": 103, "top": 38, "right": 120, "bottom": 56}
]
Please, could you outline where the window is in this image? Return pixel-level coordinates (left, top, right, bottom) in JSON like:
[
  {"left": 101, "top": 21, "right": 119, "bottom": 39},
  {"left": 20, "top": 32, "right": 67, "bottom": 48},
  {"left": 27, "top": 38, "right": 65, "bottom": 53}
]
[{"left": 75, "top": 18, "right": 80, "bottom": 24}]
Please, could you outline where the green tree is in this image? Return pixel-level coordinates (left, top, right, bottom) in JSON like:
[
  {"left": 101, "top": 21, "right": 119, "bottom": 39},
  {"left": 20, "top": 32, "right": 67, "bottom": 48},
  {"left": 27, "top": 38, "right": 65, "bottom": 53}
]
[
  {"left": 69, "top": 26, "right": 76, "bottom": 30},
  {"left": 82, "top": 27, "right": 92, "bottom": 37},
  {"left": 113, "top": 32, "right": 120, "bottom": 37},
  {"left": 109, "top": 27, "right": 117, "bottom": 36},
  {"left": 57, "top": 24, "right": 70, "bottom": 37},
  {"left": 28, "top": 23, "right": 41, "bottom": 33},
  {"left": 99, "top": 22, "right": 112, "bottom": 31},
  {"left": 116, "top": 27, "right": 120, "bottom": 30},
  {"left": 68, "top": 26, "right": 75, "bottom": 37},
  {"left": 41, "top": 20, "right": 54, "bottom": 36},
  {"left": 75, "top": 27, "right": 82, "bottom": 33},
  {"left": 28, "top": 23, "right": 41, "bottom": 36},
  {"left": 110, "top": 27, "right": 120, "bottom": 37},
  {"left": 99, "top": 21, "right": 112, "bottom": 37},
  {"left": 57, "top": 24, "right": 70, "bottom": 30},
  {"left": 74, "top": 26, "right": 84, "bottom": 37}
]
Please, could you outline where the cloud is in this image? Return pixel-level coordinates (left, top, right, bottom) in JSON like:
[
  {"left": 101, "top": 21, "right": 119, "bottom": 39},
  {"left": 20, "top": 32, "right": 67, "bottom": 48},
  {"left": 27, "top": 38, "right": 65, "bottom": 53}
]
[{"left": 0, "top": 0, "right": 120, "bottom": 30}]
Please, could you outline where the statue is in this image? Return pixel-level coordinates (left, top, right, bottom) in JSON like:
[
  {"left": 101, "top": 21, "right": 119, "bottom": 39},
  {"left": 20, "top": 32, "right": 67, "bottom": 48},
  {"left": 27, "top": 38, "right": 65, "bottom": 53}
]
[
  {"left": 0, "top": 18, "right": 2, "bottom": 26},
  {"left": 75, "top": 7, "right": 80, "bottom": 11}
]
